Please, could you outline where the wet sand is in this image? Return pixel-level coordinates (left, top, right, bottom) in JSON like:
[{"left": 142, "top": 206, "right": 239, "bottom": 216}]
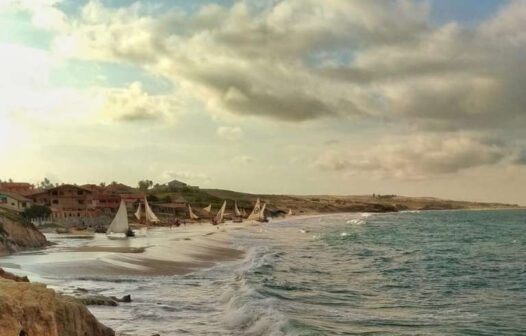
[{"left": 0, "top": 223, "right": 247, "bottom": 279}]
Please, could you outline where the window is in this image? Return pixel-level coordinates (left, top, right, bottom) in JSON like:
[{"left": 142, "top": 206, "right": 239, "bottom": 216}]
[
  {"left": 78, "top": 200, "right": 84, "bottom": 205},
  {"left": 52, "top": 199, "right": 58, "bottom": 204},
  {"left": 77, "top": 190, "right": 83, "bottom": 195}
]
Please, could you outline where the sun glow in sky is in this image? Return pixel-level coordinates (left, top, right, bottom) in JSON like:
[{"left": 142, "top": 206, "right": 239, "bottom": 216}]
[{"left": 0, "top": 0, "right": 525, "bottom": 204}]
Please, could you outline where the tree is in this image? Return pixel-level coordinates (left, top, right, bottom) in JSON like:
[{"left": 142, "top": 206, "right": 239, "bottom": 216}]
[
  {"left": 138, "top": 180, "right": 153, "bottom": 191},
  {"left": 22, "top": 205, "right": 51, "bottom": 219},
  {"left": 38, "top": 178, "right": 53, "bottom": 189},
  {"left": 146, "top": 194, "right": 159, "bottom": 202}
]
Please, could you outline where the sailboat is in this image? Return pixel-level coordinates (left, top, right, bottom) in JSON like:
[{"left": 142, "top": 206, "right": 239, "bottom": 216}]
[
  {"left": 212, "top": 201, "right": 226, "bottom": 225},
  {"left": 107, "top": 200, "right": 134, "bottom": 238},
  {"left": 188, "top": 204, "right": 200, "bottom": 220},
  {"left": 203, "top": 204, "right": 212, "bottom": 213},
  {"left": 287, "top": 209, "right": 293, "bottom": 216},
  {"left": 247, "top": 198, "right": 262, "bottom": 221},
  {"left": 233, "top": 201, "right": 243, "bottom": 223},
  {"left": 259, "top": 203, "right": 268, "bottom": 222},
  {"left": 134, "top": 202, "right": 142, "bottom": 221},
  {"left": 144, "top": 197, "right": 160, "bottom": 225}
]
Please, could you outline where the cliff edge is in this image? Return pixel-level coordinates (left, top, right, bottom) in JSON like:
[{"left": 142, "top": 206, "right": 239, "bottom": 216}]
[
  {"left": 0, "top": 269, "right": 115, "bottom": 336},
  {"left": 0, "top": 208, "right": 48, "bottom": 256}
]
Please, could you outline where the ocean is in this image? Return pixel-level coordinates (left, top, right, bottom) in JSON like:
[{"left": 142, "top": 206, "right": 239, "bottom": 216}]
[{"left": 5, "top": 210, "right": 526, "bottom": 335}]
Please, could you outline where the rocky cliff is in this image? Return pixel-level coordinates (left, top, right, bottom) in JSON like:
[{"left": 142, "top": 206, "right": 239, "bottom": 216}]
[
  {"left": 0, "top": 269, "right": 115, "bottom": 336},
  {"left": 0, "top": 208, "right": 48, "bottom": 255}
]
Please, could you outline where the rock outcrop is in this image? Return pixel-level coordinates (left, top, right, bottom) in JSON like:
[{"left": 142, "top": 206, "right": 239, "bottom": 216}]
[
  {"left": 0, "top": 269, "right": 115, "bottom": 336},
  {"left": 0, "top": 208, "right": 48, "bottom": 255}
]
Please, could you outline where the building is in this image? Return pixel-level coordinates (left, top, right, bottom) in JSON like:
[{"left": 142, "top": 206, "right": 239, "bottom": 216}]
[
  {"left": 28, "top": 184, "right": 96, "bottom": 219},
  {"left": 0, "top": 182, "right": 34, "bottom": 195},
  {"left": 0, "top": 192, "right": 32, "bottom": 212}
]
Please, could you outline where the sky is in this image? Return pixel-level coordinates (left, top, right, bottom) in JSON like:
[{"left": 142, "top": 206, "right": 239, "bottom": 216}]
[{"left": 0, "top": 0, "right": 525, "bottom": 204}]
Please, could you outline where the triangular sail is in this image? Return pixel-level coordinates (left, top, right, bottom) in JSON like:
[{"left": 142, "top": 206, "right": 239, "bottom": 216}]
[
  {"left": 134, "top": 203, "right": 142, "bottom": 220},
  {"left": 214, "top": 201, "right": 226, "bottom": 224},
  {"left": 107, "top": 200, "right": 129, "bottom": 234},
  {"left": 234, "top": 201, "right": 241, "bottom": 217},
  {"left": 259, "top": 203, "right": 267, "bottom": 221},
  {"left": 144, "top": 197, "right": 160, "bottom": 223},
  {"left": 287, "top": 209, "right": 293, "bottom": 216},
  {"left": 203, "top": 204, "right": 212, "bottom": 213},
  {"left": 248, "top": 198, "right": 261, "bottom": 221},
  {"left": 188, "top": 204, "right": 200, "bottom": 220}
]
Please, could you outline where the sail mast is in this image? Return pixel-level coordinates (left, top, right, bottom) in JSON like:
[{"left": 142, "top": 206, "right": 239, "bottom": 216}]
[
  {"left": 107, "top": 200, "right": 130, "bottom": 234},
  {"left": 234, "top": 201, "right": 241, "bottom": 217},
  {"left": 248, "top": 198, "right": 261, "bottom": 220},
  {"left": 144, "top": 197, "right": 160, "bottom": 224},
  {"left": 214, "top": 201, "right": 226, "bottom": 224},
  {"left": 188, "top": 204, "right": 199, "bottom": 220}
]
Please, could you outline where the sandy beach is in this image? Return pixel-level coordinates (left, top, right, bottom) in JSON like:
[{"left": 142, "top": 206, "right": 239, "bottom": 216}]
[{"left": 0, "top": 222, "right": 248, "bottom": 279}]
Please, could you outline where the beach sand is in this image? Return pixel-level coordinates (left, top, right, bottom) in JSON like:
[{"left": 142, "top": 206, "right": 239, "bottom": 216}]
[{"left": 0, "top": 223, "right": 247, "bottom": 279}]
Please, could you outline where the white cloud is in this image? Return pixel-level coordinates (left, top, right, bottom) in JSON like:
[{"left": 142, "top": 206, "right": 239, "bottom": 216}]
[
  {"left": 316, "top": 134, "right": 516, "bottom": 180},
  {"left": 97, "top": 82, "right": 179, "bottom": 123},
  {"left": 216, "top": 126, "right": 243, "bottom": 141}
]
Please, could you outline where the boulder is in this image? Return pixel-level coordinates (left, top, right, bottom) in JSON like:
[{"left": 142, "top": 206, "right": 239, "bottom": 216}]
[{"left": 0, "top": 269, "right": 114, "bottom": 336}]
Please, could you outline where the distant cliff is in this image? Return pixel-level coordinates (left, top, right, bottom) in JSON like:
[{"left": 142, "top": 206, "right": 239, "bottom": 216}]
[
  {"left": 0, "top": 208, "right": 48, "bottom": 256},
  {"left": 0, "top": 269, "right": 114, "bottom": 336}
]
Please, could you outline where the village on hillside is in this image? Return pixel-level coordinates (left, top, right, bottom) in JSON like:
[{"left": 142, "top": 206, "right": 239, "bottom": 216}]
[
  {"left": 0, "top": 179, "right": 262, "bottom": 230},
  {"left": 0, "top": 178, "right": 519, "bottom": 232}
]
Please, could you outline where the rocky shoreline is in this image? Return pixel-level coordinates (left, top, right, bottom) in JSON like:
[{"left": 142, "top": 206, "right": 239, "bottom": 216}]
[
  {"left": 0, "top": 208, "right": 48, "bottom": 256},
  {"left": 0, "top": 209, "right": 115, "bottom": 336},
  {"left": 0, "top": 268, "right": 115, "bottom": 336}
]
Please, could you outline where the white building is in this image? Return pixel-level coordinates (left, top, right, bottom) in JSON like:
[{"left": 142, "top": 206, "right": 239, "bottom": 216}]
[{"left": 0, "top": 192, "right": 32, "bottom": 212}]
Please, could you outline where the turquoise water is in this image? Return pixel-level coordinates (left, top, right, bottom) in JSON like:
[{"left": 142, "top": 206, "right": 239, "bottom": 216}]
[{"left": 229, "top": 210, "right": 526, "bottom": 335}]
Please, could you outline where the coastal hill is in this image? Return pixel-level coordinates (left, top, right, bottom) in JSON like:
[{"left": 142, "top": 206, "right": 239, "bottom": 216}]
[
  {"left": 145, "top": 179, "right": 519, "bottom": 214},
  {"left": 0, "top": 208, "right": 48, "bottom": 256}
]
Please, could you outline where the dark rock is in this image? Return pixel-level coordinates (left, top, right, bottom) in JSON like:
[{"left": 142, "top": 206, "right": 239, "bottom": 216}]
[
  {"left": 110, "top": 294, "right": 132, "bottom": 303},
  {"left": 79, "top": 295, "right": 118, "bottom": 306}
]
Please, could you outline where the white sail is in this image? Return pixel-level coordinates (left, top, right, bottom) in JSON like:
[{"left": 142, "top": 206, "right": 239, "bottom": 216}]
[
  {"left": 234, "top": 201, "right": 241, "bottom": 217},
  {"left": 287, "top": 209, "right": 293, "bottom": 216},
  {"left": 259, "top": 203, "right": 267, "bottom": 221},
  {"left": 144, "top": 197, "right": 160, "bottom": 223},
  {"left": 188, "top": 204, "right": 199, "bottom": 220},
  {"left": 107, "top": 200, "right": 129, "bottom": 234},
  {"left": 215, "top": 201, "right": 226, "bottom": 224},
  {"left": 248, "top": 198, "right": 261, "bottom": 220},
  {"left": 134, "top": 203, "right": 142, "bottom": 220},
  {"left": 203, "top": 204, "right": 212, "bottom": 213}
]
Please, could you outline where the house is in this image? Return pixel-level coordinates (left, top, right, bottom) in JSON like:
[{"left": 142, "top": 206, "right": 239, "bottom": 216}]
[
  {"left": 0, "top": 192, "right": 33, "bottom": 212},
  {"left": 150, "top": 202, "right": 187, "bottom": 217},
  {"left": 28, "top": 184, "right": 96, "bottom": 219},
  {"left": 120, "top": 193, "right": 145, "bottom": 210},
  {"left": 0, "top": 182, "right": 34, "bottom": 195}
]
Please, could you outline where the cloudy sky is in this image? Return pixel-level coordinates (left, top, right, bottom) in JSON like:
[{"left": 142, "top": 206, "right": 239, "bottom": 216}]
[{"left": 1, "top": 0, "right": 525, "bottom": 204}]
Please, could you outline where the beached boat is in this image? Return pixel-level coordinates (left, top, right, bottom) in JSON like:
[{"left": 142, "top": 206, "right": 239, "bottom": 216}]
[
  {"left": 134, "top": 202, "right": 142, "bottom": 221},
  {"left": 248, "top": 198, "right": 268, "bottom": 222},
  {"left": 144, "top": 197, "right": 160, "bottom": 224},
  {"left": 107, "top": 200, "right": 135, "bottom": 238},
  {"left": 259, "top": 203, "right": 268, "bottom": 222},
  {"left": 233, "top": 201, "right": 243, "bottom": 223},
  {"left": 247, "top": 198, "right": 261, "bottom": 221},
  {"left": 212, "top": 201, "right": 226, "bottom": 225},
  {"left": 188, "top": 204, "right": 200, "bottom": 220}
]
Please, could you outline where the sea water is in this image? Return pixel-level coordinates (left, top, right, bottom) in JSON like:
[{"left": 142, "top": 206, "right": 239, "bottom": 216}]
[{"left": 11, "top": 210, "right": 526, "bottom": 335}]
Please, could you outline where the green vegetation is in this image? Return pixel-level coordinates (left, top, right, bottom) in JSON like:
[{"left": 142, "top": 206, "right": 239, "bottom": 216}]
[{"left": 22, "top": 205, "right": 51, "bottom": 219}]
